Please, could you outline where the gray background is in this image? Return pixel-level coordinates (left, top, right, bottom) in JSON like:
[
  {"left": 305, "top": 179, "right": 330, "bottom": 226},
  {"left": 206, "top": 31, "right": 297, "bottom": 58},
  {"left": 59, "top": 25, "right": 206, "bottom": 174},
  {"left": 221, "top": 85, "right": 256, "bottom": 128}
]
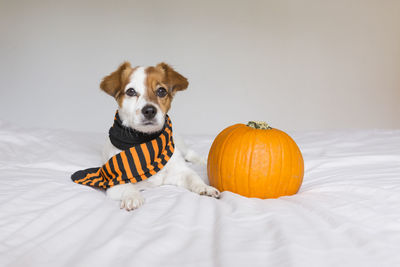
[{"left": 1, "top": 0, "right": 399, "bottom": 135}]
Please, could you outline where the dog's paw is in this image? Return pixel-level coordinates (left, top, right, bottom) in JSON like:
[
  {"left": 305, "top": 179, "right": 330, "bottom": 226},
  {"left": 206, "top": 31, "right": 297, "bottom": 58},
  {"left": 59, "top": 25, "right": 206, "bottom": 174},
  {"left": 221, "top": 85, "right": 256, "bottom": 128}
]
[
  {"left": 191, "top": 184, "right": 221, "bottom": 199},
  {"left": 120, "top": 192, "right": 145, "bottom": 211}
]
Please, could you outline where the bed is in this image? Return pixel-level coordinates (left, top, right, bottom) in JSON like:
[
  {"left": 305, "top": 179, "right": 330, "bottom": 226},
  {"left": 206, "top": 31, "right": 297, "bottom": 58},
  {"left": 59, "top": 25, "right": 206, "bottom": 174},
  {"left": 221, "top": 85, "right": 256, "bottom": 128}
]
[{"left": 1, "top": 120, "right": 399, "bottom": 267}]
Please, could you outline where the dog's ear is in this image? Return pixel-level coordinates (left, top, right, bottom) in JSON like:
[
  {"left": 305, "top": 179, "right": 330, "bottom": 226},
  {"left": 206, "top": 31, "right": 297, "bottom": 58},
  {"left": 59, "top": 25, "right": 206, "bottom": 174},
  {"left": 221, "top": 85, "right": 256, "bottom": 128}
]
[
  {"left": 156, "top": 63, "right": 189, "bottom": 93},
  {"left": 100, "top": 62, "right": 132, "bottom": 98}
]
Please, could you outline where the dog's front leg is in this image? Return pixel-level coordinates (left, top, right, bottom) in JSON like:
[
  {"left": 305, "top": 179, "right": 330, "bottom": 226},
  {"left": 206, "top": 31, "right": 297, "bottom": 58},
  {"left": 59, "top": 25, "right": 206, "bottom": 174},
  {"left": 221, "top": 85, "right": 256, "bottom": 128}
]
[
  {"left": 185, "top": 170, "right": 221, "bottom": 198},
  {"left": 164, "top": 167, "right": 220, "bottom": 198},
  {"left": 106, "top": 183, "right": 145, "bottom": 211}
]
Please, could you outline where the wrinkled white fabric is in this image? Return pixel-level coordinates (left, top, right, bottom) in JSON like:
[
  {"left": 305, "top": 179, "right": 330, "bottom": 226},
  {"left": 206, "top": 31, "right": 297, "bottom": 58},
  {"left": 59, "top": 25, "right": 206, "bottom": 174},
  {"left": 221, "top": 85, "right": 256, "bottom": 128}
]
[{"left": 0, "top": 120, "right": 399, "bottom": 267}]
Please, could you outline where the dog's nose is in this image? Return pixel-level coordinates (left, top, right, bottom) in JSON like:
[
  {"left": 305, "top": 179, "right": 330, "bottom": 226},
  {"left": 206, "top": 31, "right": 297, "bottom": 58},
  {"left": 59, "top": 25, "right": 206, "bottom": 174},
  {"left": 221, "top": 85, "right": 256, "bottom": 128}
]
[{"left": 142, "top": 105, "right": 157, "bottom": 120}]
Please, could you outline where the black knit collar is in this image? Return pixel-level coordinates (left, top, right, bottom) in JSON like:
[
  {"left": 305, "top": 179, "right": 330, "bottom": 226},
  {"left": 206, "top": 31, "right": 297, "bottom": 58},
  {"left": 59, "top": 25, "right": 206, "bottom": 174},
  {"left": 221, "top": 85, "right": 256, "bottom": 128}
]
[{"left": 109, "top": 111, "right": 166, "bottom": 150}]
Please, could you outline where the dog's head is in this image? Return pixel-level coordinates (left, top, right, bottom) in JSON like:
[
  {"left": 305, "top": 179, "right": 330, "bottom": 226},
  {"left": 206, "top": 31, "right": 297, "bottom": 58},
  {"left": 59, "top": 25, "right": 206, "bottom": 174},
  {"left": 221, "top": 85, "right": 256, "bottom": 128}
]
[{"left": 100, "top": 62, "right": 188, "bottom": 133}]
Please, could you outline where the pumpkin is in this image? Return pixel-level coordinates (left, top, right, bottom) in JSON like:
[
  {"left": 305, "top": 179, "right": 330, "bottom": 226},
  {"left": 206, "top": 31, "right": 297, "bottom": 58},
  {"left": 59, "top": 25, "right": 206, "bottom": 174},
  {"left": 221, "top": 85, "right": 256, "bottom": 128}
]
[{"left": 207, "top": 121, "right": 304, "bottom": 199}]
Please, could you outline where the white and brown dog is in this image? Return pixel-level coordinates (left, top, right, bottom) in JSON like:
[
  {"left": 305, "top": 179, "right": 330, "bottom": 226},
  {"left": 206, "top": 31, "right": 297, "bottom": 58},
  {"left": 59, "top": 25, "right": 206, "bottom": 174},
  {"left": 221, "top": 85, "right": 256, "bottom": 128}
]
[{"left": 100, "top": 62, "right": 220, "bottom": 211}]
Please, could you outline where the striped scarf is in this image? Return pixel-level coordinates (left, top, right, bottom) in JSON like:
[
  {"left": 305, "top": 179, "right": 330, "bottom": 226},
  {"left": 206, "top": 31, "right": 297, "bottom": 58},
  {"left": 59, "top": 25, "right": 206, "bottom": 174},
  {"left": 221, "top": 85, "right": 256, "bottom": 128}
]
[{"left": 71, "top": 113, "right": 174, "bottom": 189}]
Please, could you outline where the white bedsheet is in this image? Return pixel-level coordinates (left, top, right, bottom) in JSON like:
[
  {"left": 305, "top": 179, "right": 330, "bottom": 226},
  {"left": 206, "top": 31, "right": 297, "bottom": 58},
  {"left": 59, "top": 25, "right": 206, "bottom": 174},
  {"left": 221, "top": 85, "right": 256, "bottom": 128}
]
[{"left": 0, "top": 120, "right": 399, "bottom": 267}]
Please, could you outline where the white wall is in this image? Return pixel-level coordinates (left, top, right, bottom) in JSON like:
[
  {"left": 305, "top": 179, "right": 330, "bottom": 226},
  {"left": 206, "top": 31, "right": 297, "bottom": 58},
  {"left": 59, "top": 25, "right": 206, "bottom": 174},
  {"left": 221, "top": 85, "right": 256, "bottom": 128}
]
[{"left": 1, "top": 0, "right": 399, "bottom": 135}]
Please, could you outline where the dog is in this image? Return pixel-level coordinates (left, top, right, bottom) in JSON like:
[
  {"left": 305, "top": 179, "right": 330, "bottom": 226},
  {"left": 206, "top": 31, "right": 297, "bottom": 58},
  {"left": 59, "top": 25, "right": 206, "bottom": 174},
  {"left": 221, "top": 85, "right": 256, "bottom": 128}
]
[{"left": 99, "top": 62, "right": 220, "bottom": 211}]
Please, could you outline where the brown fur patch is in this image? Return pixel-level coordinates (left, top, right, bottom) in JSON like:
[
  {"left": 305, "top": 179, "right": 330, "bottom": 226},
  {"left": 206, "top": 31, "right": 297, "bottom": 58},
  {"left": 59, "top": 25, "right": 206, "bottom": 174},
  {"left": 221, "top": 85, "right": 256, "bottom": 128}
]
[
  {"left": 145, "top": 63, "right": 189, "bottom": 113},
  {"left": 100, "top": 62, "right": 136, "bottom": 106},
  {"left": 100, "top": 62, "right": 188, "bottom": 112}
]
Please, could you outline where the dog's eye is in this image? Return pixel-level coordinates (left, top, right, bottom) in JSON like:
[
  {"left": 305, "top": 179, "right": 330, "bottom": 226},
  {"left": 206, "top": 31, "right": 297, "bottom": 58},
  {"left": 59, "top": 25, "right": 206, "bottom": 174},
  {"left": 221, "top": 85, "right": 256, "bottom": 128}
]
[
  {"left": 156, "top": 87, "right": 167, "bottom": 98},
  {"left": 126, "top": 88, "right": 137, "bottom": 97}
]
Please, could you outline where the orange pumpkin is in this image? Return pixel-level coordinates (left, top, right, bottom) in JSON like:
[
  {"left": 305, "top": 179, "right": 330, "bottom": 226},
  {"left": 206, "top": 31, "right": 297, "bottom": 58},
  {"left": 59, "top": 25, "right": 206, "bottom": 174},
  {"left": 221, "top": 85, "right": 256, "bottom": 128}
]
[{"left": 207, "top": 121, "right": 304, "bottom": 199}]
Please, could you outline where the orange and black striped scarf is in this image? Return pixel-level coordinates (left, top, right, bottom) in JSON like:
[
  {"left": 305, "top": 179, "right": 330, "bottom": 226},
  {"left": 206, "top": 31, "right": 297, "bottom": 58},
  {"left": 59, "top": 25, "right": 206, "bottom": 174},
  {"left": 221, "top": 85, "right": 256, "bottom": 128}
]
[{"left": 71, "top": 112, "right": 174, "bottom": 189}]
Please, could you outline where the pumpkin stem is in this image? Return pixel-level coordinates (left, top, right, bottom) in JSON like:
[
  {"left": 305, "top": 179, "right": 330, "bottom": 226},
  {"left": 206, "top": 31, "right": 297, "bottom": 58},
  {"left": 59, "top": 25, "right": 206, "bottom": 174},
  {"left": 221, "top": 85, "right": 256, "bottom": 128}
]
[{"left": 247, "top": 121, "right": 272, "bottom": 129}]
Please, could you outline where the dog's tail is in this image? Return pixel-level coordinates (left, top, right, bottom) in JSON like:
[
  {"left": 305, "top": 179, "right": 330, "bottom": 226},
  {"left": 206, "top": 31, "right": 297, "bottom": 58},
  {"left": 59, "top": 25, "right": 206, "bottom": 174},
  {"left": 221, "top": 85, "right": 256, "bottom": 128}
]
[
  {"left": 183, "top": 149, "right": 207, "bottom": 165},
  {"left": 173, "top": 134, "right": 207, "bottom": 165}
]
